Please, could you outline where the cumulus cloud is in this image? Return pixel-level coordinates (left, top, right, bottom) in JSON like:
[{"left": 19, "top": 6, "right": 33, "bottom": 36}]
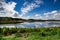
[
  {"left": 44, "top": 10, "right": 57, "bottom": 16},
  {"left": 32, "top": 14, "right": 42, "bottom": 19},
  {"left": 3, "top": 2, "right": 17, "bottom": 12},
  {"left": 21, "top": 16, "right": 30, "bottom": 19},
  {"left": 21, "top": 10, "right": 60, "bottom": 20},
  {"left": 31, "top": 10, "right": 60, "bottom": 20},
  {"left": 20, "top": 0, "right": 43, "bottom": 17},
  {"left": 44, "top": 10, "right": 60, "bottom": 20},
  {"left": 35, "top": 14, "right": 40, "bottom": 17},
  {"left": 0, "top": 0, "right": 19, "bottom": 18}
]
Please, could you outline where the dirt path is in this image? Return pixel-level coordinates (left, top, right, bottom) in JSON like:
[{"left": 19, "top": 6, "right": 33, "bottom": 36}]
[
  {"left": 21, "top": 34, "right": 26, "bottom": 40},
  {"left": 21, "top": 36, "right": 26, "bottom": 40}
]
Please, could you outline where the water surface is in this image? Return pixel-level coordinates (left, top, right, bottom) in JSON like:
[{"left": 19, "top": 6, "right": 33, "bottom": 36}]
[{"left": 0, "top": 21, "right": 60, "bottom": 28}]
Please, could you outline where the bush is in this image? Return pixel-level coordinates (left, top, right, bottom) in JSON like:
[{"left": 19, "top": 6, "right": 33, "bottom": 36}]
[
  {"left": 0, "top": 33, "right": 3, "bottom": 40},
  {"left": 15, "top": 32, "right": 22, "bottom": 37}
]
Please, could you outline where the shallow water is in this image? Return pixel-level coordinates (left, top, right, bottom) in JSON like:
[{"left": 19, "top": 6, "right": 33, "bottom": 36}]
[{"left": 0, "top": 21, "right": 60, "bottom": 28}]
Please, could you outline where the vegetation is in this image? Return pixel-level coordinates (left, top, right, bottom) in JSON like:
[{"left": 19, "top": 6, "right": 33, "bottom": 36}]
[
  {"left": 0, "top": 27, "right": 60, "bottom": 40},
  {"left": 0, "top": 17, "right": 24, "bottom": 24},
  {"left": 0, "top": 17, "right": 60, "bottom": 24}
]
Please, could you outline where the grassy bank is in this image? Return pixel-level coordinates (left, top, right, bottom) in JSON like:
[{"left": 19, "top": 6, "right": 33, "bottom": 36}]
[
  {"left": 0, "top": 21, "right": 23, "bottom": 24},
  {"left": 0, "top": 27, "right": 60, "bottom": 40}
]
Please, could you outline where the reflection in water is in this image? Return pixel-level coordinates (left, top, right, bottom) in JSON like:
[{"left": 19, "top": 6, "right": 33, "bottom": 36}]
[{"left": 0, "top": 21, "right": 60, "bottom": 28}]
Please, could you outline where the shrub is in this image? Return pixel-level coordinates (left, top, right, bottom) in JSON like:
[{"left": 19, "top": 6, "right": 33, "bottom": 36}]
[{"left": 15, "top": 32, "right": 22, "bottom": 37}]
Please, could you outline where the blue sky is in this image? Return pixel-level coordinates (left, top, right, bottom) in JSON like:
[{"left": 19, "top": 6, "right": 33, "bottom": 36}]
[
  {"left": 6, "top": 0, "right": 60, "bottom": 12},
  {"left": 0, "top": 0, "right": 60, "bottom": 19}
]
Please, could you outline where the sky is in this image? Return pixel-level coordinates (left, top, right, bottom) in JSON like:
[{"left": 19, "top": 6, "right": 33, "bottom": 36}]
[{"left": 0, "top": 0, "right": 60, "bottom": 20}]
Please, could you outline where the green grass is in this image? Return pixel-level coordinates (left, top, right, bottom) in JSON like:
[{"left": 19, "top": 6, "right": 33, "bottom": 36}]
[
  {"left": 0, "top": 27, "right": 60, "bottom": 40},
  {"left": 1, "top": 32, "right": 60, "bottom": 40},
  {"left": 2, "top": 34, "right": 21, "bottom": 40}
]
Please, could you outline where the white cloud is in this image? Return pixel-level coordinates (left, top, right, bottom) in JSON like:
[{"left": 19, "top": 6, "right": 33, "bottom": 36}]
[
  {"left": 54, "top": 12, "right": 60, "bottom": 20},
  {"left": 33, "top": 14, "right": 42, "bottom": 19},
  {"left": 0, "top": 0, "right": 19, "bottom": 18},
  {"left": 35, "top": 14, "right": 40, "bottom": 17},
  {"left": 20, "top": 16, "right": 30, "bottom": 19},
  {"left": 44, "top": 10, "right": 60, "bottom": 20},
  {"left": 35, "top": 0, "right": 43, "bottom": 4},
  {"left": 32, "top": 10, "right": 60, "bottom": 20},
  {"left": 3, "top": 2, "right": 17, "bottom": 12},
  {"left": 51, "top": 10, "right": 57, "bottom": 13},
  {"left": 20, "top": 0, "right": 43, "bottom": 17},
  {"left": 44, "top": 10, "right": 57, "bottom": 16},
  {"left": 23, "top": 1, "right": 28, "bottom": 6}
]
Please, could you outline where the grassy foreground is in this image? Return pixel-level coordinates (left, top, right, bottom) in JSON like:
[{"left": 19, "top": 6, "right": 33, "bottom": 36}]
[{"left": 0, "top": 27, "right": 60, "bottom": 40}]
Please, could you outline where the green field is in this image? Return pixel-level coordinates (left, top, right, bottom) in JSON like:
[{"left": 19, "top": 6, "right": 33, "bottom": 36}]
[{"left": 0, "top": 27, "right": 60, "bottom": 40}]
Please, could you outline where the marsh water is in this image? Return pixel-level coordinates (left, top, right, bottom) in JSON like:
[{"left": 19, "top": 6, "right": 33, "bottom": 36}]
[{"left": 0, "top": 21, "right": 60, "bottom": 28}]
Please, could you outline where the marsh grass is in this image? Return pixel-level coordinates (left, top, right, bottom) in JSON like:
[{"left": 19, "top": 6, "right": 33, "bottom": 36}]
[{"left": 0, "top": 27, "right": 60, "bottom": 40}]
